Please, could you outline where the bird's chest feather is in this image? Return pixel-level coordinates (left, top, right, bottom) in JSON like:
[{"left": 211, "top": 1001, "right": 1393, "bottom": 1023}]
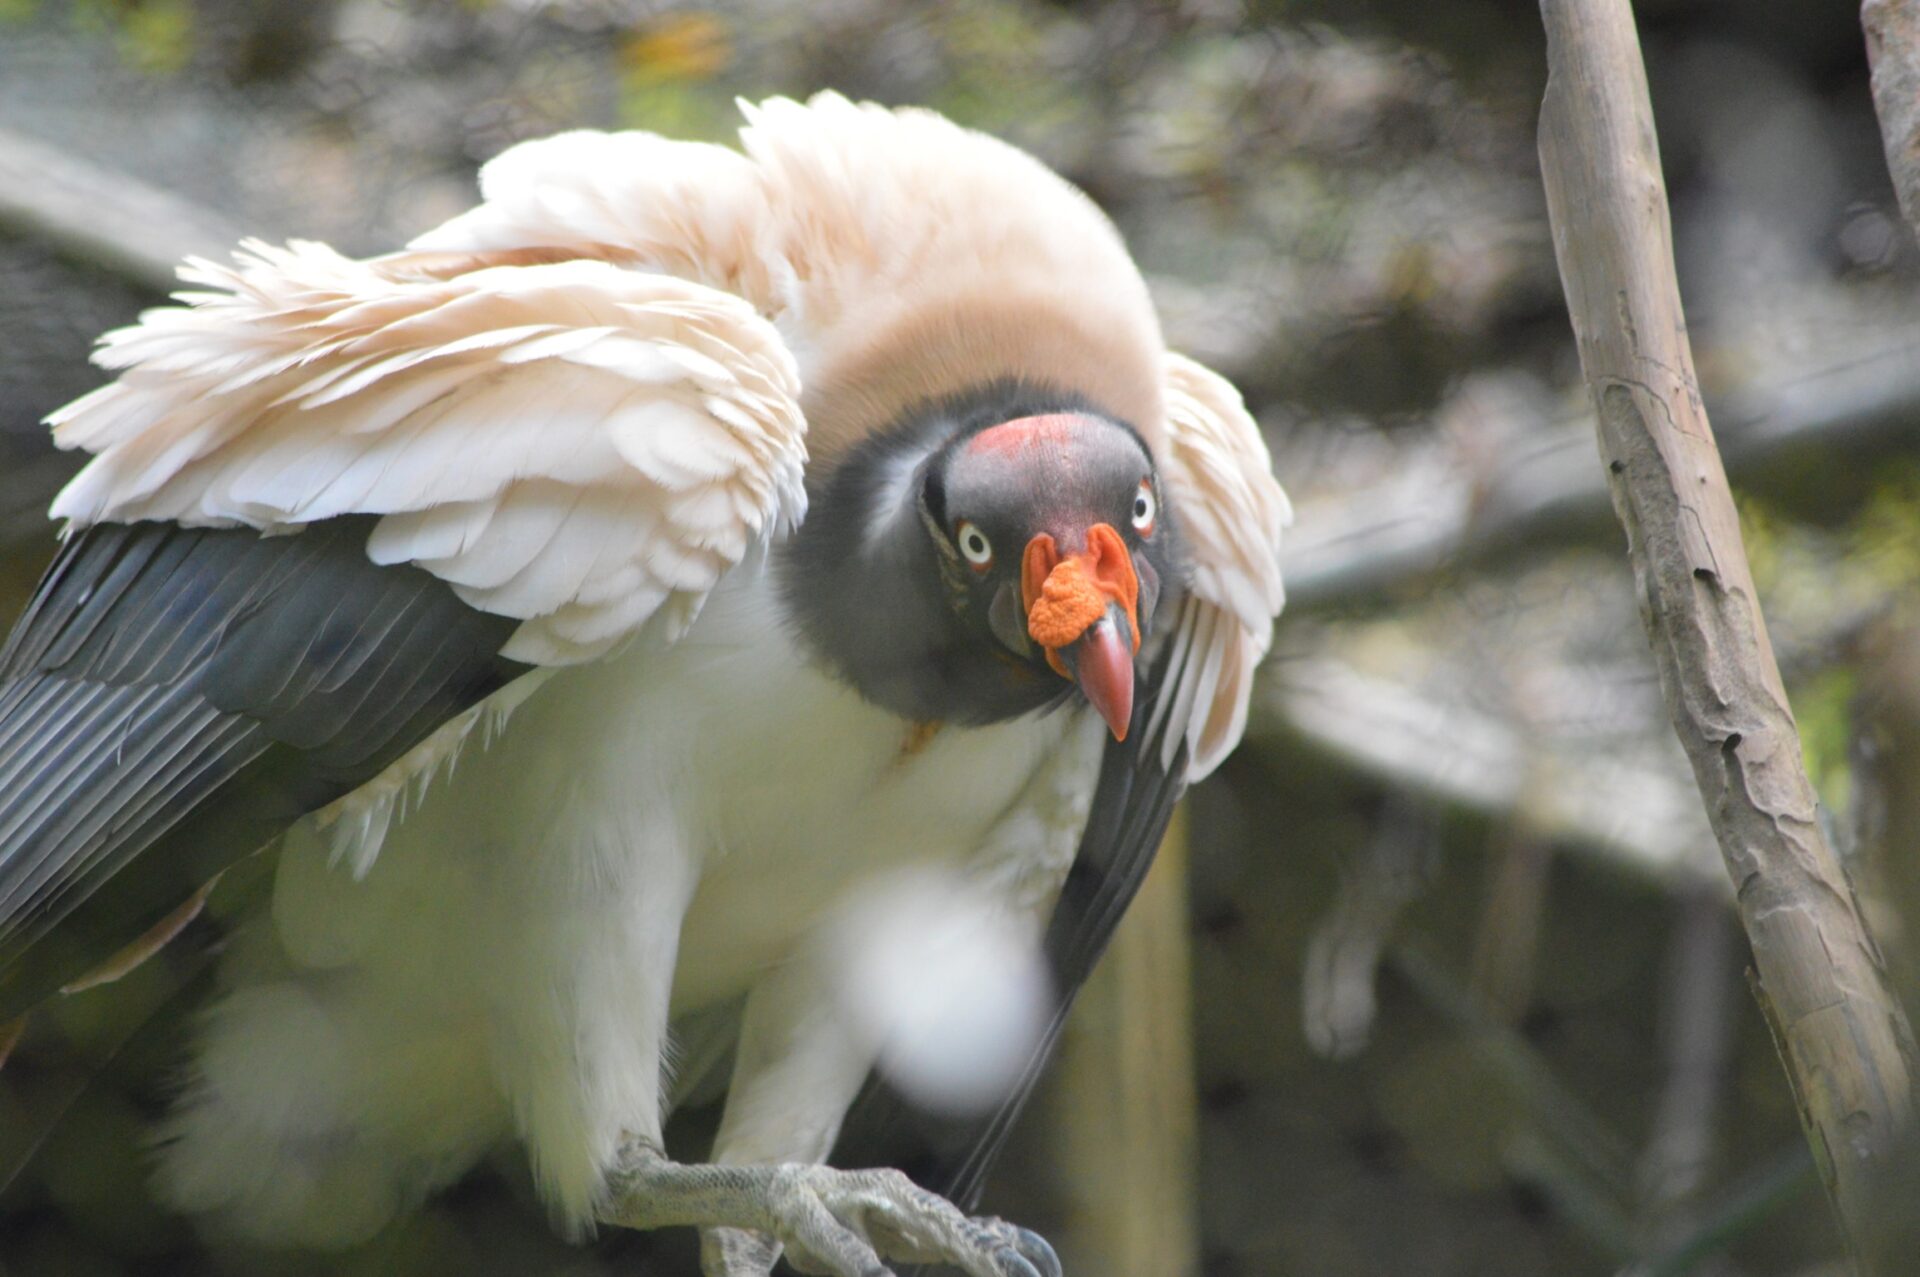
[{"left": 604, "top": 571, "right": 1077, "bottom": 1007}]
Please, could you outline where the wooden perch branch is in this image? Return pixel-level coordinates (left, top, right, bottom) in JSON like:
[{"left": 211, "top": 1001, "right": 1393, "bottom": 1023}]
[{"left": 1537, "top": 0, "right": 1916, "bottom": 1259}]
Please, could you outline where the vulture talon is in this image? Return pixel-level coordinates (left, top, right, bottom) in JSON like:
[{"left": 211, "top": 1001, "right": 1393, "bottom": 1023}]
[{"left": 608, "top": 1144, "right": 1052, "bottom": 1277}]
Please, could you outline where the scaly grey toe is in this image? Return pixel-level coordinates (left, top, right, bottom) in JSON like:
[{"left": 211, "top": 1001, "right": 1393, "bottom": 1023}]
[{"left": 603, "top": 1142, "right": 1056, "bottom": 1277}]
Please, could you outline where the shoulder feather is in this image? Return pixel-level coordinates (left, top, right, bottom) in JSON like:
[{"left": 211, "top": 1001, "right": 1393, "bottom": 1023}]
[{"left": 49, "top": 241, "right": 807, "bottom": 664}]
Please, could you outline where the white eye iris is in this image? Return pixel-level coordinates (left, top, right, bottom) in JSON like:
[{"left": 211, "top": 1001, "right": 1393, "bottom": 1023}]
[
  {"left": 1131, "top": 483, "right": 1156, "bottom": 533},
  {"left": 957, "top": 520, "right": 994, "bottom": 566}
]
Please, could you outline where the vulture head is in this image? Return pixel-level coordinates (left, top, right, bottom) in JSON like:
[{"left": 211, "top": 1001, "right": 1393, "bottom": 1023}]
[{"left": 784, "top": 381, "right": 1181, "bottom": 738}]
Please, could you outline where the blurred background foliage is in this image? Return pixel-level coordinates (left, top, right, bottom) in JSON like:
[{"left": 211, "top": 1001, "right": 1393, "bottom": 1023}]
[{"left": 0, "top": 1, "right": 1916, "bottom": 1275}]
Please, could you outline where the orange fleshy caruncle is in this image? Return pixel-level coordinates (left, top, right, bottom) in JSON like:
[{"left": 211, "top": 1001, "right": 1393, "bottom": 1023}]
[
  {"left": 1026, "top": 559, "right": 1109, "bottom": 649},
  {"left": 1022, "top": 524, "right": 1140, "bottom": 676}
]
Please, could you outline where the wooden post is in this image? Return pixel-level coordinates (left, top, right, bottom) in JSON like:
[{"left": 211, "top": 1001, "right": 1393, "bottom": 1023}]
[
  {"left": 1536, "top": 0, "right": 1917, "bottom": 1262},
  {"left": 1053, "top": 804, "right": 1199, "bottom": 1277}
]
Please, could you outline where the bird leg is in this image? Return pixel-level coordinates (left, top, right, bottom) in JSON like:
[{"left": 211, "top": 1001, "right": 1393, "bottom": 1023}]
[{"left": 601, "top": 1138, "right": 1061, "bottom": 1277}]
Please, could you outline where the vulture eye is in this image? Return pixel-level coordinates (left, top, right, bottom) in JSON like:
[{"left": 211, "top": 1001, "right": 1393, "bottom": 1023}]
[
  {"left": 1131, "top": 481, "right": 1156, "bottom": 535},
  {"left": 957, "top": 520, "right": 994, "bottom": 568}
]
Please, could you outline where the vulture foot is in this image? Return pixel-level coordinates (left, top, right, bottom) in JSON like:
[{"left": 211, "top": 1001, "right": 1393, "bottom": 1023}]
[{"left": 604, "top": 1141, "right": 1061, "bottom": 1277}]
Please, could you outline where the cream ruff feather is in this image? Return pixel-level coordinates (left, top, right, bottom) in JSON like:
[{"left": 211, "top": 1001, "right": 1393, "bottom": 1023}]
[{"left": 33, "top": 93, "right": 1290, "bottom": 1256}]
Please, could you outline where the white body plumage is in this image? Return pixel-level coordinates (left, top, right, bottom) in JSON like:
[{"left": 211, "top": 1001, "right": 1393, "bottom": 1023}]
[{"left": 157, "top": 564, "right": 1103, "bottom": 1244}]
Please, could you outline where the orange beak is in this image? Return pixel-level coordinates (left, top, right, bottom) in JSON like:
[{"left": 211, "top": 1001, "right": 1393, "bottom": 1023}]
[{"left": 1022, "top": 523, "right": 1140, "bottom": 740}]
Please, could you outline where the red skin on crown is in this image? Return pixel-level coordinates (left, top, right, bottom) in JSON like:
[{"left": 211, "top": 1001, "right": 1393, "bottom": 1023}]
[{"left": 963, "top": 413, "right": 1087, "bottom": 457}]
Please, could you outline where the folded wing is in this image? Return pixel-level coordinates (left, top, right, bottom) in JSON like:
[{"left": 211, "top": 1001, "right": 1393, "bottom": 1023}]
[{"left": 0, "top": 240, "right": 809, "bottom": 1014}]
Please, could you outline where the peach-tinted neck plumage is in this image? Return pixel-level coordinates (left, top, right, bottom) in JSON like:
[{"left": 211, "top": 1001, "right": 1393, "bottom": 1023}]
[{"left": 404, "top": 92, "right": 1168, "bottom": 472}]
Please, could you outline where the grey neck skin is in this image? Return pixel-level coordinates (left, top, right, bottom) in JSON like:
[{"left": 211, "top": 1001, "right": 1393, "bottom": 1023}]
[{"left": 778, "top": 379, "right": 1095, "bottom": 727}]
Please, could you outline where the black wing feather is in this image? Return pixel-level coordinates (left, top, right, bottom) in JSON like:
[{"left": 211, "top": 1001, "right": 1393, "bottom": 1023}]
[
  {"left": 833, "top": 643, "right": 1189, "bottom": 1217},
  {"left": 0, "top": 517, "right": 527, "bottom": 1019}
]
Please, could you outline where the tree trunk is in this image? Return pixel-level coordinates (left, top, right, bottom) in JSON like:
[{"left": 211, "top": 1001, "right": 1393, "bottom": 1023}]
[{"left": 1536, "top": 0, "right": 1917, "bottom": 1264}]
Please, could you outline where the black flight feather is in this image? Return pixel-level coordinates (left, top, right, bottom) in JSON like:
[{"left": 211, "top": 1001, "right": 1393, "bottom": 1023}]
[
  {"left": 0, "top": 517, "right": 528, "bottom": 1020},
  {"left": 832, "top": 637, "right": 1189, "bottom": 1227}
]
